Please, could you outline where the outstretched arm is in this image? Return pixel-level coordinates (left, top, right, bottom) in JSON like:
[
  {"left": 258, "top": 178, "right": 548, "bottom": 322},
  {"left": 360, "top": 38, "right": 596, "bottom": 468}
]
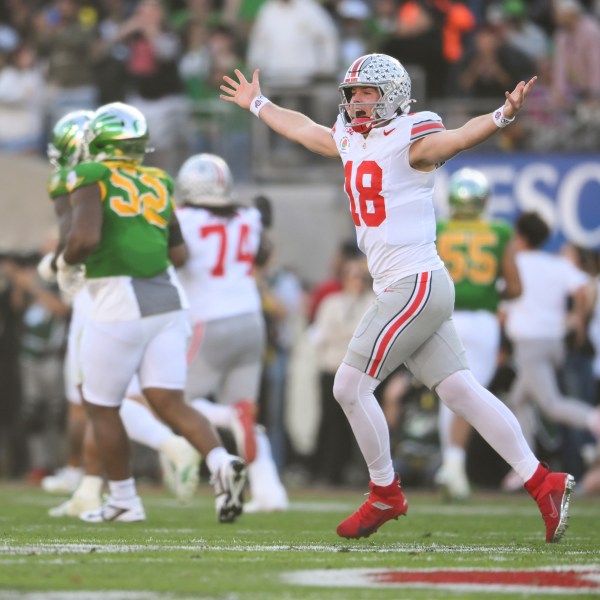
[
  {"left": 410, "top": 76, "right": 538, "bottom": 170},
  {"left": 220, "top": 68, "right": 339, "bottom": 158}
]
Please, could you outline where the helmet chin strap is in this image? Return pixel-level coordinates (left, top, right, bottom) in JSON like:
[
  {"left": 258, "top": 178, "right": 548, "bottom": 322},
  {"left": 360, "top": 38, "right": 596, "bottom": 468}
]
[{"left": 350, "top": 117, "right": 375, "bottom": 134}]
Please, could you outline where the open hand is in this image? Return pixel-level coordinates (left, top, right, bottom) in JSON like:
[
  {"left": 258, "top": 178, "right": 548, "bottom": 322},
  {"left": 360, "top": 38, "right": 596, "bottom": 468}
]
[
  {"left": 503, "top": 76, "right": 538, "bottom": 119},
  {"left": 220, "top": 69, "right": 261, "bottom": 110}
]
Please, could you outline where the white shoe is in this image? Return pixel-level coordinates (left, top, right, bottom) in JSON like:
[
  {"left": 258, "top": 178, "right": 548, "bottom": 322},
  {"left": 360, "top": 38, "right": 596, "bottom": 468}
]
[
  {"left": 80, "top": 496, "right": 146, "bottom": 523},
  {"left": 244, "top": 489, "right": 289, "bottom": 513},
  {"left": 41, "top": 466, "right": 83, "bottom": 494},
  {"left": 48, "top": 493, "right": 102, "bottom": 518},
  {"left": 434, "top": 459, "right": 471, "bottom": 501},
  {"left": 212, "top": 459, "right": 248, "bottom": 523},
  {"left": 159, "top": 436, "right": 201, "bottom": 504}
]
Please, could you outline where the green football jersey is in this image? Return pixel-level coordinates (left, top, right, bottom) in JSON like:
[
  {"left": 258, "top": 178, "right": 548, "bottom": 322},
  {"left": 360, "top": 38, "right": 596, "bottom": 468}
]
[
  {"left": 66, "top": 160, "right": 175, "bottom": 279},
  {"left": 47, "top": 166, "right": 70, "bottom": 199},
  {"left": 436, "top": 219, "right": 513, "bottom": 313}
]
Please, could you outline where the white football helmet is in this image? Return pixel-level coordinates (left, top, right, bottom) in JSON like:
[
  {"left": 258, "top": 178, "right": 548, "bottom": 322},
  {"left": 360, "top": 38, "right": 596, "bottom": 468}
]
[
  {"left": 339, "top": 54, "right": 413, "bottom": 133},
  {"left": 175, "top": 153, "right": 234, "bottom": 207}
]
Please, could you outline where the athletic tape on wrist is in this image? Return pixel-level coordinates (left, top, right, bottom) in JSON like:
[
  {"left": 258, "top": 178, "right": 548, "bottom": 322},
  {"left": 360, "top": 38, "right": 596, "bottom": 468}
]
[
  {"left": 250, "top": 95, "right": 271, "bottom": 118},
  {"left": 492, "top": 106, "right": 515, "bottom": 128}
]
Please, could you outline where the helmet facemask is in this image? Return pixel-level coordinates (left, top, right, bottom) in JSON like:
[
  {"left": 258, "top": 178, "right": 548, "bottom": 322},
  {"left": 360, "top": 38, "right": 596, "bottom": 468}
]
[{"left": 338, "top": 54, "right": 413, "bottom": 133}]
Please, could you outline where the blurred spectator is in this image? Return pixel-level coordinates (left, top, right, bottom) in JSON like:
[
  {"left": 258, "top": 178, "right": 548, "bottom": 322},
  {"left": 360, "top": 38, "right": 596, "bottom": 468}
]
[
  {"left": 309, "top": 256, "right": 374, "bottom": 486},
  {"left": 246, "top": 0, "right": 340, "bottom": 87},
  {"left": 14, "top": 257, "right": 70, "bottom": 483},
  {"left": 306, "top": 238, "right": 363, "bottom": 324},
  {"left": 518, "top": 55, "right": 573, "bottom": 151},
  {"left": 93, "top": 0, "right": 132, "bottom": 104},
  {"left": 380, "top": 0, "right": 447, "bottom": 100},
  {"left": 551, "top": 0, "right": 600, "bottom": 109},
  {"left": 32, "top": 0, "right": 99, "bottom": 143},
  {"left": 560, "top": 244, "right": 599, "bottom": 478},
  {"left": 336, "top": 0, "right": 372, "bottom": 79},
  {"left": 367, "top": 0, "right": 399, "bottom": 46},
  {"left": 0, "top": 40, "right": 45, "bottom": 155},
  {"left": 498, "top": 0, "right": 550, "bottom": 63},
  {"left": 1, "top": 1, "right": 36, "bottom": 40},
  {"left": 0, "top": 253, "right": 25, "bottom": 478},
  {"left": 257, "top": 262, "right": 306, "bottom": 472},
  {"left": 179, "top": 24, "right": 251, "bottom": 181},
  {"left": 170, "top": 0, "right": 222, "bottom": 33},
  {"left": 457, "top": 22, "right": 535, "bottom": 98},
  {"left": 116, "top": 0, "right": 192, "bottom": 174}
]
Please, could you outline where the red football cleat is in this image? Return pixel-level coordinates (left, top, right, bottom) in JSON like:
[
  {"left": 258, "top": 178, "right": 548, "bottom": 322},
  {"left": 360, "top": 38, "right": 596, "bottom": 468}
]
[
  {"left": 231, "top": 400, "right": 257, "bottom": 463},
  {"left": 525, "top": 463, "right": 575, "bottom": 543},
  {"left": 336, "top": 475, "right": 408, "bottom": 539}
]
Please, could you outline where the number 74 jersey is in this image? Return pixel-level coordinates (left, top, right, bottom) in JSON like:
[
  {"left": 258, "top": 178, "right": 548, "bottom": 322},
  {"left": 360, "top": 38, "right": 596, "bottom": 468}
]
[
  {"left": 175, "top": 205, "right": 263, "bottom": 322},
  {"left": 331, "top": 111, "right": 444, "bottom": 295}
]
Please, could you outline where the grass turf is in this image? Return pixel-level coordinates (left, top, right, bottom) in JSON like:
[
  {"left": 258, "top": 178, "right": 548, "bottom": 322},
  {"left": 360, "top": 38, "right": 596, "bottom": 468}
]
[{"left": 0, "top": 481, "right": 598, "bottom": 599}]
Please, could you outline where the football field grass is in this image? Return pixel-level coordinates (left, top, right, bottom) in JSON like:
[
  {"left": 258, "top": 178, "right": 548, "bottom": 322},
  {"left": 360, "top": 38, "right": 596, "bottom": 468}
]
[{"left": 0, "top": 481, "right": 598, "bottom": 599}]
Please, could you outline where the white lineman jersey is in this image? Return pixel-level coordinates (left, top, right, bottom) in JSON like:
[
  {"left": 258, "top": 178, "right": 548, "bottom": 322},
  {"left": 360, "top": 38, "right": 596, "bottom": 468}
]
[
  {"left": 176, "top": 205, "right": 263, "bottom": 322},
  {"left": 331, "top": 111, "right": 445, "bottom": 295}
]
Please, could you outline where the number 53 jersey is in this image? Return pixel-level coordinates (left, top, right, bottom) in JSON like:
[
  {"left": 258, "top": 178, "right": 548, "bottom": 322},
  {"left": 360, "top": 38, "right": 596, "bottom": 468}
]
[
  {"left": 67, "top": 161, "right": 175, "bottom": 279},
  {"left": 66, "top": 161, "right": 187, "bottom": 322},
  {"left": 331, "top": 111, "right": 445, "bottom": 295}
]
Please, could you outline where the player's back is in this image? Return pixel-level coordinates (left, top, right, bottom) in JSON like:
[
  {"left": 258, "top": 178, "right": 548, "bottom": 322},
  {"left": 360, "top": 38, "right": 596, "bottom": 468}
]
[
  {"left": 176, "top": 205, "right": 263, "bottom": 322},
  {"left": 436, "top": 218, "right": 512, "bottom": 312},
  {"left": 67, "top": 161, "right": 174, "bottom": 279}
]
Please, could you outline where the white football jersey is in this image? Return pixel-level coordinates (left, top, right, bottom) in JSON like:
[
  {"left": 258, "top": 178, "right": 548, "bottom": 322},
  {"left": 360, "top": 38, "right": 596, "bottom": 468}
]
[
  {"left": 176, "top": 205, "right": 263, "bottom": 322},
  {"left": 332, "top": 111, "right": 445, "bottom": 294}
]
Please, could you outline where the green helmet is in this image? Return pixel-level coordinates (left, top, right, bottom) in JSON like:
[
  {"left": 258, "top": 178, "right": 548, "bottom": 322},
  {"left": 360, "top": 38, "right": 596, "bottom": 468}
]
[
  {"left": 85, "top": 102, "right": 150, "bottom": 164},
  {"left": 448, "top": 168, "right": 490, "bottom": 219},
  {"left": 47, "top": 110, "right": 94, "bottom": 169}
]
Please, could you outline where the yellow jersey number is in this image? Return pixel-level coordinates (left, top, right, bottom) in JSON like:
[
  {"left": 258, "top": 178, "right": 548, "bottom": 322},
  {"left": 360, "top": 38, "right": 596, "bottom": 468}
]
[
  {"left": 108, "top": 168, "right": 169, "bottom": 229},
  {"left": 438, "top": 230, "right": 498, "bottom": 286}
]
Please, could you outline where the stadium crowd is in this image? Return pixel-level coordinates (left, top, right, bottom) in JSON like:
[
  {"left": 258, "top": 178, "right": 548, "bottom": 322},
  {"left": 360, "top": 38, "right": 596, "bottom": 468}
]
[
  {"left": 0, "top": 0, "right": 599, "bottom": 510},
  {"left": 0, "top": 0, "right": 599, "bottom": 177}
]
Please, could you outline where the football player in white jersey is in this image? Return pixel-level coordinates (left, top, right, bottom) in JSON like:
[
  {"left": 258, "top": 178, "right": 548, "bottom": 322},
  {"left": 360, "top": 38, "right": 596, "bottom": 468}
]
[
  {"left": 220, "top": 53, "right": 575, "bottom": 543},
  {"left": 175, "top": 153, "right": 289, "bottom": 512}
]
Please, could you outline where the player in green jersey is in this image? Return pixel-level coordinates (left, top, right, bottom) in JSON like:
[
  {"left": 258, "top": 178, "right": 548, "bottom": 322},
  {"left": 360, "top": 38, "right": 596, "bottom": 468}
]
[
  {"left": 55, "top": 102, "right": 248, "bottom": 523},
  {"left": 434, "top": 168, "right": 522, "bottom": 501},
  {"left": 41, "top": 110, "right": 205, "bottom": 516}
]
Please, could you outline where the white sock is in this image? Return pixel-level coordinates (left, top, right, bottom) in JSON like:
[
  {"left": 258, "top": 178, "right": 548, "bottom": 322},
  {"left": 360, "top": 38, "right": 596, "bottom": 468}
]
[
  {"left": 445, "top": 445, "right": 466, "bottom": 467},
  {"left": 437, "top": 402, "right": 454, "bottom": 453},
  {"left": 108, "top": 477, "right": 137, "bottom": 503},
  {"left": 436, "top": 370, "right": 539, "bottom": 482},
  {"left": 74, "top": 475, "right": 103, "bottom": 498},
  {"left": 333, "top": 363, "right": 395, "bottom": 487},
  {"left": 120, "top": 398, "right": 172, "bottom": 450},
  {"left": 205, "top": 447, "right": 235, "bottom": 476},
  {"left": 249, "top": 427, "right": 286, "bottom": 501},
  {"left": 190, "top": 398, "right": 233, "bottom": 429}
]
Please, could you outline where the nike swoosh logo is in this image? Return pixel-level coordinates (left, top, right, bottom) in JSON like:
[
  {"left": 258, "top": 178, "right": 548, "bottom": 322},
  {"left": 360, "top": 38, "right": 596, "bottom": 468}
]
[
  {"left": 383, "top": 129, "right": 395, "bottom": 136},
  {"left": 548, "top": 495, "right": 559, "bottom": 520},
  {"left": 357, "top": 514, "right": 389, "bottom": 537},
  {"left": 103, "top": 506, "right": 130, "bottom": 521}
]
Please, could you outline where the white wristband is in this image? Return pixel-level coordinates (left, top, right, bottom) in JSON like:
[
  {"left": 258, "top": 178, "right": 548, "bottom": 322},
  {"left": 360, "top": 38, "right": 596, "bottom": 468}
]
[
  {"left": 249, "top": 95, "right": 271, "bottom": 118},
  {"left": 492, "top": 105, "right": 515, "bottom": 128}
]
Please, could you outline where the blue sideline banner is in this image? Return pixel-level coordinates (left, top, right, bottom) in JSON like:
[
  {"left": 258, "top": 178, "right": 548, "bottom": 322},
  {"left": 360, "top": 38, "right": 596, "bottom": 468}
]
[{"left": 435, "top": 154, "right": 600, "bottom": 251}]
